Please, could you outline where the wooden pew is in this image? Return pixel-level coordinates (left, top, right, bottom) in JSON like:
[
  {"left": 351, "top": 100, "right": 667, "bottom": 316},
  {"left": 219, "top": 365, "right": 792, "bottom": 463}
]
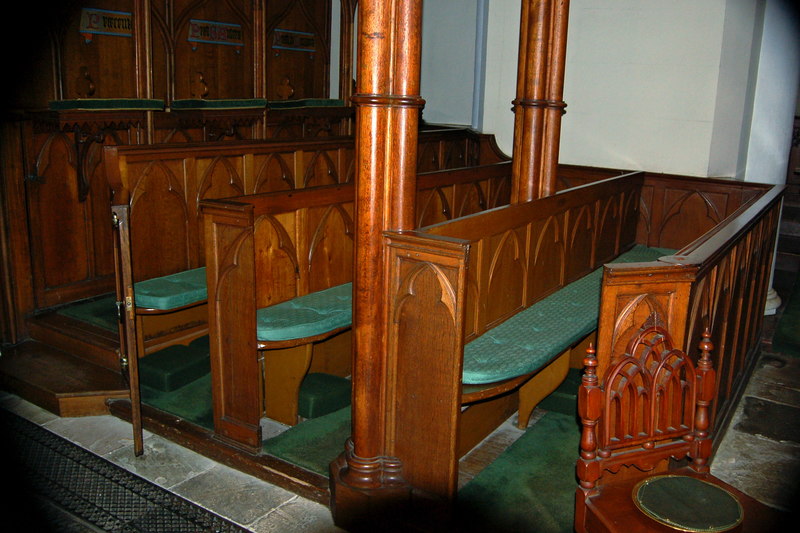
[
  {"left": 200, "top": 162, "right": 513, "bottom": 451},
  {"left": 105, "top": 131, "right": 507, "bottom": 454},
  {"left": 378, "top": 172, "right": 651, "bottom": 497},
  {"left": 372, "top": 173, "right": 779, "bottom": 503},
  {"left": 574, "top": 182, "right": 784, "bottom": 532},
  {"left": 104, "top": 128, "right": 507, "bottom": 360}
]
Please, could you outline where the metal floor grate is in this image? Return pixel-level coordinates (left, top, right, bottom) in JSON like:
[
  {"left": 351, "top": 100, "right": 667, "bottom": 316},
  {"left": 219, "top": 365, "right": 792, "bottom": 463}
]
[{"left": 2, "top": 409, "right": 249, "bottom": 532}]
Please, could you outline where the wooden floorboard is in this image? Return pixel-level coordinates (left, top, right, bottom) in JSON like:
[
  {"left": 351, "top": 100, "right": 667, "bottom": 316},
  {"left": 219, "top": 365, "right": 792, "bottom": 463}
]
[{"left": 0, "top": 340, "right": 128, "bottom": 416}]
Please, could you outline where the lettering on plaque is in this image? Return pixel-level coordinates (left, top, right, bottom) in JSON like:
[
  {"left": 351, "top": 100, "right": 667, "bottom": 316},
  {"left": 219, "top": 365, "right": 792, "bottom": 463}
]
[
  {"left": 80, "top": 8, "right": 133, "bottom": 43},
  {"left": 188, "top": 19, "right": 244, "bottom": 51},
  {"left": 272, "top": 29, "right": 316, "bottom": 53}
]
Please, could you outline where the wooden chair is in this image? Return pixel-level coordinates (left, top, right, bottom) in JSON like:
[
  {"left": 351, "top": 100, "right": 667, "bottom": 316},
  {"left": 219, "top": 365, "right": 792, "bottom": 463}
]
[{"left": 575, "top": 322, "right": 786, "bottom": 532}]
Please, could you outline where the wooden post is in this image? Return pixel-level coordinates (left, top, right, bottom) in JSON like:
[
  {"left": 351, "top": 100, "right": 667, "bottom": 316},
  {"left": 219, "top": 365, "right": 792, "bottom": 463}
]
[
  {"left": 339, "top": 0, "right": 358, "bottom": 106},
  {"left": 539, "top": 0, "right": 570, "bottom": 196},
  {"left": 330, "top": 0, "right": 426, "bottom": 527},
  {"left": 511, "top": 0, "right": 570, "bottom": 201}
]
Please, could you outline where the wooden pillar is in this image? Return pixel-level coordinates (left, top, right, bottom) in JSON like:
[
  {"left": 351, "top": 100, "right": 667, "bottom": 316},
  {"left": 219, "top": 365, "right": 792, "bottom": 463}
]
[
  {"left": 133, "top": 0, "right": 154, "bottom": 144},
  {"left": 539, "top": 0, "right": 570, "bottom": 195},
  {"left": 511, "top": 0, "right": 570, "bottom": 201},
  {"left": 339, "top": 0, "right": 358, "bottom": 106},
  {"left": 330, "top": 0, "right": 425, "bottom": 528}
]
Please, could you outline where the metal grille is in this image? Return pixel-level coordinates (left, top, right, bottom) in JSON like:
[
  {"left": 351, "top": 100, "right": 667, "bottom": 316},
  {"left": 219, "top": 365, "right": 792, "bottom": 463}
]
[{"left": 2, "top": 409, "right": 249, "bottom": 532}]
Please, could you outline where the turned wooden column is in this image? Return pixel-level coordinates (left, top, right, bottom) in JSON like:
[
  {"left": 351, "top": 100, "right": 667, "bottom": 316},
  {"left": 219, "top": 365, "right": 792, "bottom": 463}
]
[
  {"left": 339, "top": 0, "right": 358, "bottom": 106},
  {"left": 511, "top": 0, "right": 569, "bottom": 201},
  {"left": 330, "top": 0, "right": 425, "bottom": 527}
]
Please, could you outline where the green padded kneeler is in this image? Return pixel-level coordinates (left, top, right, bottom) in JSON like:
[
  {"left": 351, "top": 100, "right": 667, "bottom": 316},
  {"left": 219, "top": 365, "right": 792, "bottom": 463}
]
[
  {"left": 139, "top": 336, "right": 210, "bottom": 392},
  {"left": 298, "top": 373, "right": 351, "bottom": 419},
  {"left": 634, "top": 475, "right": 743, "bottom": 532}
]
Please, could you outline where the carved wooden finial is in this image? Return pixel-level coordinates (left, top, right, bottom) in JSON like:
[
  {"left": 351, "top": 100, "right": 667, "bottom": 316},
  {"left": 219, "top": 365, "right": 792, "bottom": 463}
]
[
  {"left": 192, "top": 71, "right": 209, "bottom": 98},
  {"left": 583, "top": 343, "right": 597, "bottom": 380},
  {"left": 692, "top": 326, "right": 715, "bottom": 472},
  {"left": 276, "top": 77, "right": 294, "bottom": 100},
  {"left": 76, "top": 66, "right": 95, "bottom": 98},
  {"left": 698, "top": 327, "right": 714, "bottom": 368}
]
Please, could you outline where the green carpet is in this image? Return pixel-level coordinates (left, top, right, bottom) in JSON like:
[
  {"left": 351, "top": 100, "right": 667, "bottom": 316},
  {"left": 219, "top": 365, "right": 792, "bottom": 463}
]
[
  {"left": 141, "top": 373, "right": 215, "bottom": 430},
  {"left": 458, "top": 411, "right": 580, "bottom": 533},
  {"left": 56, "top": 294, "right": 118, "bottom": 332},
  {"left": 262, "top": 406, "right": 351, "bottom": 476},
  {"left": 773, "top": 279, "right": 800, "bottom": 357}
]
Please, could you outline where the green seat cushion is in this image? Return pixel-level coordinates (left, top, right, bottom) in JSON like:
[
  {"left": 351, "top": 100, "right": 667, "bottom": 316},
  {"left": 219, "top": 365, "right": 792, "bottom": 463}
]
[
  {"left": 267, "top": 98, "right": 345, "bottom": 110},
  {"left": 134, "top": 267, "right": 207, "bottom": 310},
  {"left": 49, "top": 99, "right": 165, "bottom": 111},
  {"left": 298, "top": 373, "right": 352, "bottom": 419},
  {"left": 139, "top": 335, "right": 211, "bottom": 392},
  {"left": 171, "top": 98, "right": 267, "bottom": 110},
  {"left": 634, "top": 475, "right": 743, "bottom": 531},
  {"left": 256, "top": 283, "right": 352, "bottom": 342},
  {"left": 461, "top": 246, "right": 672, "bottom": 385}
]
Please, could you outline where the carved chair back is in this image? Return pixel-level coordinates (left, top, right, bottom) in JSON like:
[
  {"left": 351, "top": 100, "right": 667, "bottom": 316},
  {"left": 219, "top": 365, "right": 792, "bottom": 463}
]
[{"left": 577, "top": 322, "right": 716, "bottom": 492}]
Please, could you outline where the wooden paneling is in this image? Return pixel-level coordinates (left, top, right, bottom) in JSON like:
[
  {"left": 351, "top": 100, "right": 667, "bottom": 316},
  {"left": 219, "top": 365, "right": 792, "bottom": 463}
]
[
  {"left": 169, "top": 0, "right": 255, "bottom": 101},
  {"left": 424, "top": 173, "right": 643, "bottom": 343},
  {"left": 265, "top": 0, "right": 332, "bottom": 100},
  {"left": 107, "top": 138, "right": 356, "bottom": 282}
]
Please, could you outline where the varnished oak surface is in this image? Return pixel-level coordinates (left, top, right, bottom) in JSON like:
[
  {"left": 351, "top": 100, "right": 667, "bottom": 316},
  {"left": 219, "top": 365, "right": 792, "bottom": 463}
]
[
  {"left": 580, "top": 469, "right": 790, "bottom": 533},
  {"left": 0, "top": 340, "right": 128, "bottom": 417}
]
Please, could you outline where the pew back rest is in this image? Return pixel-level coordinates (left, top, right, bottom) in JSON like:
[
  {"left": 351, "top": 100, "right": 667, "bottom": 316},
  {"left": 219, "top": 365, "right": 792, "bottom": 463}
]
[
  {"left": 104, "top": 138, "right": 357, "bottom": 282},
  {"left": 418, "top": 171, "right": 644, "bottom": 342},
  {"left": 202, "top": 161, "right": 513, "bottom": 308},
  {"left": 104, "top": 128, "right": 507, "bottom": 284}
]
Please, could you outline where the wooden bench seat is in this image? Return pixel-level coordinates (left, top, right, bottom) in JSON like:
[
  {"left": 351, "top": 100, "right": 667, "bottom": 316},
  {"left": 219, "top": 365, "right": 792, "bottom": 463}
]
[
  {"left": 133, "top": 267, "right": 208, "bottom": 311},
  {"left": 256, "top": 282, "right": 352, "bottom": 345},
  {"left": 461, "top": 245, "right": 670, "bottom": 386}
]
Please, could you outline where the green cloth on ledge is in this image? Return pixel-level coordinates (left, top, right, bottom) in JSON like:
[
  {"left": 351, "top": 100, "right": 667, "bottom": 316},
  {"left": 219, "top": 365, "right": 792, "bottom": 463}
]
[
  {"left": 49, "top": 99, "right": 165, "bottom": 111},
  {"left": 267, "top": 98, "right": 345, "bottom": 109},
  {"left": 171, "top": 98, "right": 267, "bottom": 110}
]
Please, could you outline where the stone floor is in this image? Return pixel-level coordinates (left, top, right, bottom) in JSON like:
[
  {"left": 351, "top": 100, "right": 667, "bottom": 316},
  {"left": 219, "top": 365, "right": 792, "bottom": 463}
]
[{"left": 1, "top": 285, "right": 798, "bottom": 531}]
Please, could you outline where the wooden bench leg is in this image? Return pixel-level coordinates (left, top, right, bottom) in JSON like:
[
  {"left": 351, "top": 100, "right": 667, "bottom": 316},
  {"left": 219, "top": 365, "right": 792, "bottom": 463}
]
[
  {"left": 517, "top": 351, "right": 570, "bottom": 429},
  {"left": 262, "top": 344, "right": 314, "bottom": 426}
]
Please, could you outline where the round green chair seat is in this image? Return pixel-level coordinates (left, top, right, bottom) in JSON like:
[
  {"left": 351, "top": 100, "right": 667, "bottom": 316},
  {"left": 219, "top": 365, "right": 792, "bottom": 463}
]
[{"left": 634, "top": 475, "right": 743, "bottom": 532}]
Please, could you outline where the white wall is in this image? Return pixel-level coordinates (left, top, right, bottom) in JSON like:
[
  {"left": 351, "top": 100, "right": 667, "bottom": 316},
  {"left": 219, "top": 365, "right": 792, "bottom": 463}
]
[
  {"left": 420, "top": 0, "right": 480, "bottom": 125},
  {"left": 330, "top": 0, "right": 341, "bottom": 98},
  {"left": 481, "top": 0, "right": 521, "bottom": 155},
  {"left": 479, "top": 0, "right": 799, "bottom": 179},
  {"left": 742, "top": 0, "right": 800, "bottom": 184}
]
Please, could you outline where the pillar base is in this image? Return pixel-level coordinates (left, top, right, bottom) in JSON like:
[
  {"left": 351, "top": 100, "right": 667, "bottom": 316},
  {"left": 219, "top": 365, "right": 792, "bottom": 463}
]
[
  {"left": 329, "top": 441, "right": 452, "bottom": 531},
  {"left": 765, "top": 287, "right": 781, "bottom": 316}
]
